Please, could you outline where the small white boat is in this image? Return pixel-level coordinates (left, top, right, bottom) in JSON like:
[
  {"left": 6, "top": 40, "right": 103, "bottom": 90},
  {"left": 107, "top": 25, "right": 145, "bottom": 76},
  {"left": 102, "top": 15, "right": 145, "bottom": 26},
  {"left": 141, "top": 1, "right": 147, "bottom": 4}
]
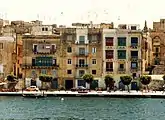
[
  {"left": 22, "top": 91, "right": 47, "bottom": 98},
  {"left": 22, "top": 86, "right": 47, "bottom": 98}
]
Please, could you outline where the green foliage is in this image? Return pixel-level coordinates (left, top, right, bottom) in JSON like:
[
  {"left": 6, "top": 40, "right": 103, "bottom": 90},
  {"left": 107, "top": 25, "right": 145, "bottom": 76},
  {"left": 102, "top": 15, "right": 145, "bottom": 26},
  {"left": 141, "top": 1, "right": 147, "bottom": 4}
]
[
  {"left": 82, "top": 74, "right": 94, "bottom": 84},
  {"left": 120, "top": 75, "right": 132, "bottom": 86},
  {"left": 39, "top": 74, "right": 52, "bottom": 82},
  {"left": 140, "top": 76, "right": 151, "bottom": 85},
  {"left": 7, "top": 74, "right": 16, "bottom": 82},
  {"left": 104, "top": 75, "right": 114, "bottom": 87}
]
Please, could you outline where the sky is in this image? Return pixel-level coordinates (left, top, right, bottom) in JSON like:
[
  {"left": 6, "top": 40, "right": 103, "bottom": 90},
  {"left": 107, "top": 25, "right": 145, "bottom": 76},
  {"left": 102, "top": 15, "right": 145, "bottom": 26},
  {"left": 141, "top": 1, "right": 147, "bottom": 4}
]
[{"left": 0, "top": 0, "right": 165, "bottom": 29}]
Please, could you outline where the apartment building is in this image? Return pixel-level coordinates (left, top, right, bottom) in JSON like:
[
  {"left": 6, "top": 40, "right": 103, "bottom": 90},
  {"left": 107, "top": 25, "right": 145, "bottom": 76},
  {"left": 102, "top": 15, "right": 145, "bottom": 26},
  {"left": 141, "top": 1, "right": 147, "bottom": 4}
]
[
  {"left": 102, "top": 24, "right": 142, "bottom": 89},
  {"left": 60, "top": 24, "right": 103, "bottom": 89},
  {"left": 21, "top": 23, "right": 61, "bottom": 88},
  {"left": 0, "top": 36, "right": 15, "bottom": 79}
]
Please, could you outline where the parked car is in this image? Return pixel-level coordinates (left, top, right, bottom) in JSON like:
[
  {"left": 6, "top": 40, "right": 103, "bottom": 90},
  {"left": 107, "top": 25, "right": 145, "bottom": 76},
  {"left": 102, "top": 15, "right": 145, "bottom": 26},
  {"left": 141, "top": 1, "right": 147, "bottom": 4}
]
[
  {"left": 71, "top": 86, "right": 87, "bottom": 92},
  {"left": 25, "top": 86, "right": 40, "bottom": 92}
]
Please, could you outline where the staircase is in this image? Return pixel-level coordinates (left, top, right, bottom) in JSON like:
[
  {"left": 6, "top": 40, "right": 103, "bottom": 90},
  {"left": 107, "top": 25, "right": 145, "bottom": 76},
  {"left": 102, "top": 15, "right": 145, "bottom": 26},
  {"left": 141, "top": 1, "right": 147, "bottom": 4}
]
[{"left": 153, "top": 65, "right": 165, "bottom": 74}]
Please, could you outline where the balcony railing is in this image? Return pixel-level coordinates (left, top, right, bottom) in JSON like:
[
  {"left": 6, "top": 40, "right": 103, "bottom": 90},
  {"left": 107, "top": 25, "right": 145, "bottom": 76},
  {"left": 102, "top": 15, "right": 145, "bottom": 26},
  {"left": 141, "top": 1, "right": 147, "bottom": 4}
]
[
  {"left": 75, "top": 52, "right": 89, "bottom": 56},
  {"left": 33, "top": 49, "right": 56, "bottom": 54},
  {"left": 21, "top": 63, "right": 59, "bottom": 69},
  {"left": 75, "top": 64, "right": 88, "bottom": 68},
  {"left": 131, "top": 67, "right": 139, "bottom": 72},
  {"left": 118, "top": 68, "right": 126, "bottom": 71},
  {"left": 106, "top": 68, "right": 113, "bottom": 72},
  {"left": 130, "top": 56, "right": 138, "bottom": 61}
]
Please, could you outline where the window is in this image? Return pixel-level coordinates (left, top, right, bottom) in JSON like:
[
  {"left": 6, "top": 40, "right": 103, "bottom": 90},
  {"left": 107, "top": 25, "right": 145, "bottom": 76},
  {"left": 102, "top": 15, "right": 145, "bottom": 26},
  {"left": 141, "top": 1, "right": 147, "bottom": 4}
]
[
  {"left": 53, "top": 59, "right": 56, "bottom": 65},
  {"left": 31, "top": 70, "right": 36, "bottom": 77},
  {"left": 92, "top": 35, "right": 97, "bottom": 41},
  {"left": 79, "top": 36, "right": 85, "bottom": 44},
  {"left": 92, "top": 47, "right": 96, "bottom": 54},
  {"left": 32, "top": 58, "right": 35, "bottom": 66},
  {"left": 68, "top": 59, "right": 72, "bottom": 64},
  {"left": 67, "top": 47, "right": 72, "bottom": 53},
  {"left": 106, "top": 62, "right": 113, "bottom": 71},
  {"left": 79, "top": 70, "right": 85, "bottom": 77},
  {"left": 131, "top": 62, "right": 138, "bottom": 68},
  {"left": 79, "top": 48, "right": 85, "bottom": 55},
  {"left": 92, "top": 70, "right": 96, "bottom": 74},
  {"left": 79, "top": 59, "right": 85, "bottom": 65},
  {"left": 156, "top": 47, "right": 159, "bottom": 53},
  {"left": 67, "top": 70, "right": 72, "bottom": 74},
  {"left": 52, "top": 70, "right": 57, "bottom": 77},
  {"left": 67, "top": 35, "right": 72, "bottom": 41},
  {"left": 45, "top": 28, "right": 48, "bottom": 31},
  {"left": 118, "top": 37, "right": 126, "bottom": 46},
  {"left": 118, "top": 50, "right": 126, "bottom": 59},
  {"left": 51, "top": 44, "right": 56, "bottom": 50},
  {"left": 131, "top": 26, "right": 137, "bottom": 30},
  {"left": 41, "top": 69, "right": 47, "bottom": 74},
  {"left": 119, "top": 64, "right": 124, "bottom": 69},
  {"left": 35, "top": 56, "right": 53, "bottom": 66},
  {"left": 0, "top": 43, "right": 3, "bottom": 49},
  {"left": 106, "top": 50, "right": 113, "bottom": 59},
  {"left": 33, "top": 44, "right": 38, "bottom": 53},
  {"left": 42, "top": 28, "right": 44, "bottom": 31},
  {"left": 131, "top": 51, "right": 138, "bottom": 58},
  {"left": 92, "top": 59, "right": 96, "bottom": 64},
  {"left": 105, "top": 37, "right": 113, "bottom": 46},
  {"left": 131, "top": 37, "right": 138, "bottom": 46}
]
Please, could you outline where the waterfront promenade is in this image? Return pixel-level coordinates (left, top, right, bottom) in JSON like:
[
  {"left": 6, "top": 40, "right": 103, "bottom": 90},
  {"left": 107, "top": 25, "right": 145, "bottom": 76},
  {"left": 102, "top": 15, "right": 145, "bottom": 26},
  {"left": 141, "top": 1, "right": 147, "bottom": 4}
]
[{"left": 1, "top": 90, "right": 165, "bottom": 98}]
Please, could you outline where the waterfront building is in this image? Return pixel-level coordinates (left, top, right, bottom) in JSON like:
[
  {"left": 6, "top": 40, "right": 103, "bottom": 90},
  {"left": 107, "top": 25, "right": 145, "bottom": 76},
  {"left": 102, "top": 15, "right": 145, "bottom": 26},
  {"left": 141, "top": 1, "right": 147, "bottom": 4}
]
[
  {"left": 102, "top": 24, "right": 142, "bottom": 89},
  {"left": 60, "top": 24, "right": 103, "bottom": 89},
  {"left": 141, "top": 21, "right": 153, "bottom": 74},
  {"left": 22, "top": 23, "right": 61, "bottom": 88},
  {"left": 0, "top": 36, "right": 15, "bottom": 80},
  {"left": 149, "top": 19, "right": 165, "bottom": 74}
]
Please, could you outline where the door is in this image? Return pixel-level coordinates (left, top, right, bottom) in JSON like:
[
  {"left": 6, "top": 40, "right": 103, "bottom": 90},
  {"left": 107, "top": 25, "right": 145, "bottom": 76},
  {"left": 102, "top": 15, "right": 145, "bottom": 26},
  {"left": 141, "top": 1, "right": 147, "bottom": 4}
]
[
  {"left": 51, "top": 78, "right": 58, "bottom": 89},
  {"left": 31, "top": 79, "right": 36, "bottom": 86},
  {"left": 77, "top": 80, "right": 86, "bottom": 87},
  {"left": 90, "top": 80, "right": 98, "bottom": 90},
  {"left": 65, "top": 80, "right": 73, "bottom": 90},
  {"left": 131, "top": 82, "right": 138, "bottom": 90}
]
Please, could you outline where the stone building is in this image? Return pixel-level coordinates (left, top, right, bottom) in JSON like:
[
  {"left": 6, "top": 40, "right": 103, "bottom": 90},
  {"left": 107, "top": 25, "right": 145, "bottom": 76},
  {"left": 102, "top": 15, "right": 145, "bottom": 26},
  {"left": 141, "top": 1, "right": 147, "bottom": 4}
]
[
  {"left": 150, "top": 19, "right": 165, "bottom": 74},
  {"left": 60, "top": 26, "right": 103, "bottom": 89},
  {"left": 22, "top": 34, "right": 61, "bottom": 88},
  {"left": 0, "top": 36, "right": 15, "bottom": 79},
  {"left": 141, "top": 21, "right": 153, "bottom": 74},
  {"left": 102, "top": 24, "right": 142, "bottom": 89}
]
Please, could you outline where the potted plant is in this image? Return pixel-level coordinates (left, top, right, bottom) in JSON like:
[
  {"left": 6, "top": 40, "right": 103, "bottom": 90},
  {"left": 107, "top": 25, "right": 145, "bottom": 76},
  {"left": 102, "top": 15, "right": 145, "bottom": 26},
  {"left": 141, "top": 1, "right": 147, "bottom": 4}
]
[
  {"left": 140, "top": 75, "right": 151, "bottom": 92},
  {"left": 104, "top": 75, "right": 114, "bottom": 91},
  {"left": 120, "top": 75, "right": 132, "bottom": 92},
  {"left": 82, "top": 73, "right": 94, "bottom": 90}
]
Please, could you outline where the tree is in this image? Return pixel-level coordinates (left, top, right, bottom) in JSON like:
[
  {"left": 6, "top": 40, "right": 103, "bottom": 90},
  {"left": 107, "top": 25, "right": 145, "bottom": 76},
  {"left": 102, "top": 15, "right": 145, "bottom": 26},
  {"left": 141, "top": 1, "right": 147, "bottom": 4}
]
[
  {"left": 104, "top": 75, "right": 114, "bottom": 91},
  {"left": 120, "top": 75, "right": 132, "bottom": 92},
  {"left": 39, "top": 75, "right": 52, "bottom": 90},
  {"left": 7, "top": 74, "right": 17, "bottom": 82},
  {"left": 140, "top": 75, "right": 151, "bottom": 92},
  {"left": 82, "top": 74, "right": 94, "bottom": 89}
]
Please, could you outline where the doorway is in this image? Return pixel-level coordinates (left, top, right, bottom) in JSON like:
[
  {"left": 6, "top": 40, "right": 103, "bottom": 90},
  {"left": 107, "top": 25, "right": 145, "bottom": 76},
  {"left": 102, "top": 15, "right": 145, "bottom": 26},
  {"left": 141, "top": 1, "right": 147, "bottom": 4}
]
[{"left": 65, "top": 80, "right": 73, "bottom": 90}]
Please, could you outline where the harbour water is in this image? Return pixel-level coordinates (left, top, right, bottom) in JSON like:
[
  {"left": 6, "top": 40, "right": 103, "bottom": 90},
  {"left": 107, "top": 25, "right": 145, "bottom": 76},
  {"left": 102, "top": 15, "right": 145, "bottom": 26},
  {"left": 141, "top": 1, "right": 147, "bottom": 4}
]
[{"left": 0, "top": 96, "right": 165, "bottom": 120}]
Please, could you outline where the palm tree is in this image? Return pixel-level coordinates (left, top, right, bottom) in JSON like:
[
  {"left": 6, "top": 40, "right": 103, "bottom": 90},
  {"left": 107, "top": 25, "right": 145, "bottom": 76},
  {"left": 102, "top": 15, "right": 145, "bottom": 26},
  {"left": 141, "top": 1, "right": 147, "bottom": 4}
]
[
  {"left": 104, "top": 75, "right": 114, "bottom": 91},
  {"left": 140, "top": 75, "right": 151, "bottom": 92},
  {"left": 120, "top": 75, "right": 132, "bottom": 92},
  {"left": 82, "top": 74, "right": 94, "bottom": 90}
]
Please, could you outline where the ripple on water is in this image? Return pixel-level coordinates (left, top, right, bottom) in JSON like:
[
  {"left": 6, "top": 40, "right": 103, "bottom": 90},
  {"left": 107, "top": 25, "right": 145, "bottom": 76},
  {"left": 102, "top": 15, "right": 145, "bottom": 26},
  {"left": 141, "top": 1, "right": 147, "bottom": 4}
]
[{"left": 0, "top": 97, "right": 165, "bottom": 120}]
